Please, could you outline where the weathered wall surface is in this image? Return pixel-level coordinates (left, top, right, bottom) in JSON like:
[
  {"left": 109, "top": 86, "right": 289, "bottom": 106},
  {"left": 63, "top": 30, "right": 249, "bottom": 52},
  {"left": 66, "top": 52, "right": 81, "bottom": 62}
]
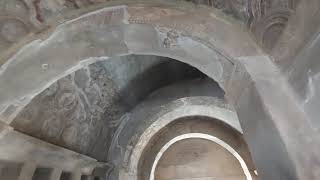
[
  {"left": 12, "top": 60, "right": 124, "bottom": 161},
  {"left": 11, "top": 55, "right": 205, "bottom": 161}
]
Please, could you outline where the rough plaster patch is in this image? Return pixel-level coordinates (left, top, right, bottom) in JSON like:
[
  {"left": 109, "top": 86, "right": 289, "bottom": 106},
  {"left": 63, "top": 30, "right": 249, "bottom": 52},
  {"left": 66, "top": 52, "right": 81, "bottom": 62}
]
[
  {"left": 304, "top": 70, "right": 320, "bottom": 105},
  {"left": 303, "top": 70, "right": 320, "bottom": 131}
]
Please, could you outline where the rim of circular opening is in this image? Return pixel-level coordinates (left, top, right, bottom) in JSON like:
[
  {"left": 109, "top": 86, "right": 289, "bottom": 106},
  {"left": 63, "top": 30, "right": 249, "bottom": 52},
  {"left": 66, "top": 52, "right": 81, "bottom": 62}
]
[{"left": 150, "top": 133, "right": 253, "bottom": 180}]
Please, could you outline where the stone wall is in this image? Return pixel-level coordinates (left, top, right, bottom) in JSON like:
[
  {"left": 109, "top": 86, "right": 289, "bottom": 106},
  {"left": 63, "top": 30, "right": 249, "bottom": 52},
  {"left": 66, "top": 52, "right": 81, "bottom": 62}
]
[{"left": 11, "top": 55, "right": 206, "bottom": 161}]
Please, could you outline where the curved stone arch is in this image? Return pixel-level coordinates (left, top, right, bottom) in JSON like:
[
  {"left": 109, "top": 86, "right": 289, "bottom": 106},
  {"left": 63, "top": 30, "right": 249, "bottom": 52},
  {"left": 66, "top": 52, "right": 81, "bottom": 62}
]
[
  {"left": 149, "top": 133, "right": 253, "bottom": 180},
  {"left": 120, "top": 97, "right": 242, "bottom": 180},
  {"left": 0, "top": 1, "right": 265, "bottom": 123}
]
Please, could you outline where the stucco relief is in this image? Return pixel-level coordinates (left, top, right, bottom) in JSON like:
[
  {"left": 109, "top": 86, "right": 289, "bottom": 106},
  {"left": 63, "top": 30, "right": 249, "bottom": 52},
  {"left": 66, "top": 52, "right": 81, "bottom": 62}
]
[
  {"left": 249, "top": 0, "right": 297, "bottom": 50},
  {"left": 12, "top": 62, "right": 124, "bottom": 160}
]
